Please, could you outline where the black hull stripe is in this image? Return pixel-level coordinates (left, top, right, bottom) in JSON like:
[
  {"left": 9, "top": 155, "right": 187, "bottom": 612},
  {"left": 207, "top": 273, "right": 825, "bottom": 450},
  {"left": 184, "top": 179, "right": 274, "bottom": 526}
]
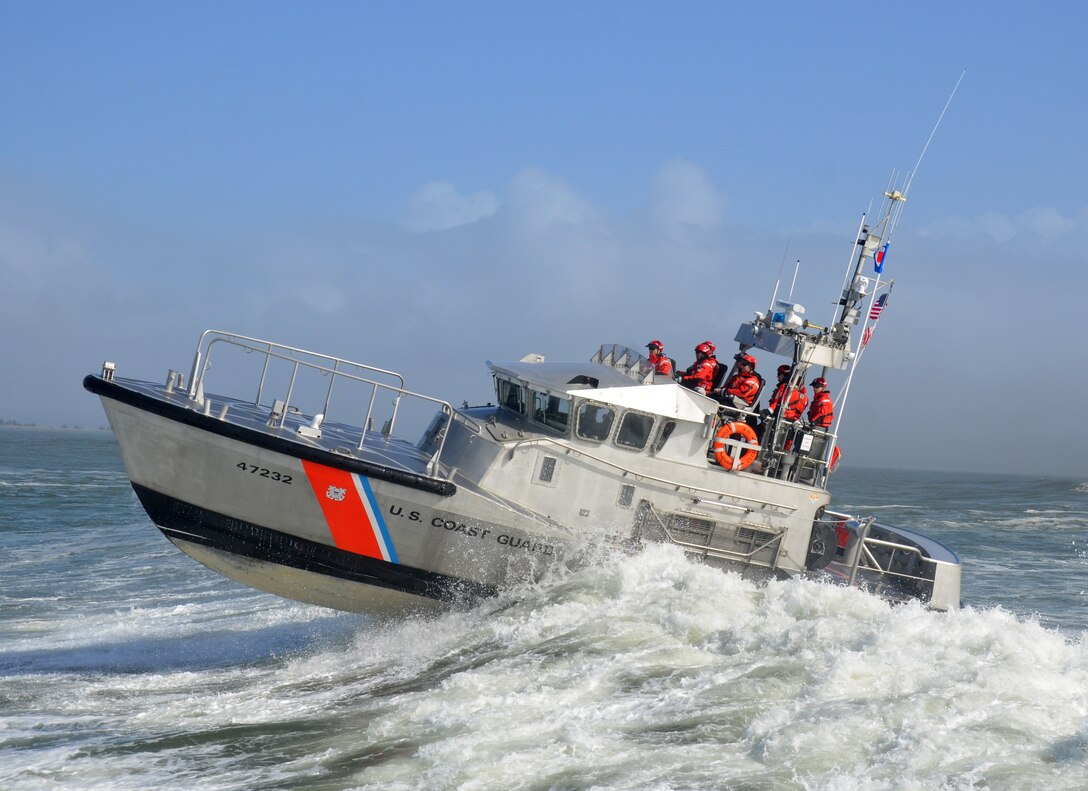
[
  {"left": 84, "top": 375, "right": 455, "bottom": 497},
  {"left": 133, "top": 484, "right": 496, "bottom": 603}
]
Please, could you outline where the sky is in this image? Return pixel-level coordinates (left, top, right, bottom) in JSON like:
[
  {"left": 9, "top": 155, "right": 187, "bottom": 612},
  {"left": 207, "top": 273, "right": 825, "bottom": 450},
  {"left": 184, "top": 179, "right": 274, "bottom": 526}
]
[{"left": 2, "top": 1, "right": 1086, "bottom": 477}]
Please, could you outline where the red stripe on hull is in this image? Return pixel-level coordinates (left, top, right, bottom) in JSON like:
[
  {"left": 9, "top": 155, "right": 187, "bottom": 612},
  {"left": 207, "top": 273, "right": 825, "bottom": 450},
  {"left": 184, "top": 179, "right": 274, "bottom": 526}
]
[{"left": 302, "top": 460, "right": 385, "bottom": 559}]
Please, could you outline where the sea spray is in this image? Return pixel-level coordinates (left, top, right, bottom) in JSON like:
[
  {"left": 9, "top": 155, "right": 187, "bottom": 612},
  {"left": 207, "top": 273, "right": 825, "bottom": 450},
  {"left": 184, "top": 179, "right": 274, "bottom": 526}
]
[{"left": 2, "top": 429, "right": 1086, "bottom": 790}]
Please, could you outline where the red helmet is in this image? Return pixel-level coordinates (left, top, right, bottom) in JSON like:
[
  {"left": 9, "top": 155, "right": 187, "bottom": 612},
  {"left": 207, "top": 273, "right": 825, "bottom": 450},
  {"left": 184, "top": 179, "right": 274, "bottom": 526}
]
[
  {"left": 777, "top": 364, "right": 791, "bottom": 376},
  {"left": 695, "top": 342, "right": 714, "bottom": 356},
  {"left": 646, "top": 339, "right": 663, "bottom": 350},
  {"left": 811, "top": 377, "right": 827, "bottom": 389},
  {"left": 734, "top": 353, "right": 757, "bottom": 368}
]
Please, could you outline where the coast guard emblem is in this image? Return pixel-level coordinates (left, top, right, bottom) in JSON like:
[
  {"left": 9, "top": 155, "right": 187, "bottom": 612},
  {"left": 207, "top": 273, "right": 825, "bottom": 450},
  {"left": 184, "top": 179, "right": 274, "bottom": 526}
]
[{"left": 325, "top": 485, "right": 347, "bottom": 502}]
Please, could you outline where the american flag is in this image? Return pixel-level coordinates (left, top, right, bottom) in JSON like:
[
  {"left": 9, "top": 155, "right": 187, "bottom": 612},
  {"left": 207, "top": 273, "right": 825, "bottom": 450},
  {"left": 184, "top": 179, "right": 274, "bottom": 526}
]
[
  {"left": 861, "top": 326, "right": 873, "bottom": 348},
  {"left": 869, "top": 293, "right": 888, "bottom": 320}
]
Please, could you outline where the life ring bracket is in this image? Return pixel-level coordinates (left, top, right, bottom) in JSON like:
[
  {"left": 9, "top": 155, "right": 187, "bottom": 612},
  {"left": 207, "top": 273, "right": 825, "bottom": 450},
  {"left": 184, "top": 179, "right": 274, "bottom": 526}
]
[{"left": 712, "top": 421, "right": 760, "bottom": 471}]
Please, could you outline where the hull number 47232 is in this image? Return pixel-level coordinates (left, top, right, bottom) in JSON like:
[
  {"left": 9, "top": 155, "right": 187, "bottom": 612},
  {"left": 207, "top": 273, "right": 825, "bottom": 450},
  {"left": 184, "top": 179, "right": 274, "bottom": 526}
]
[{"left": 236, "top": 462, "right": 293, "bottom": 484}]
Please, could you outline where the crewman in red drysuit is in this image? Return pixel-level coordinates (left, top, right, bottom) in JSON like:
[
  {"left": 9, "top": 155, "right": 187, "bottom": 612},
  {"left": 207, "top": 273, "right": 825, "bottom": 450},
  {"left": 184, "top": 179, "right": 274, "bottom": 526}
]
[
  {"left": 808, "top": 377, "right": 835, "bottom": 429},
  {"left": 718, "top": 353, "right": 761, "bottom": 409},
  {"left": 645, "top": 340, "right": 673, "bottom": 377},
  {"left": 679, "top": 342, "right": 718, "bottom": 393},
  {"left": 768, "top": 364, "right": 808, "bottom": 421}
]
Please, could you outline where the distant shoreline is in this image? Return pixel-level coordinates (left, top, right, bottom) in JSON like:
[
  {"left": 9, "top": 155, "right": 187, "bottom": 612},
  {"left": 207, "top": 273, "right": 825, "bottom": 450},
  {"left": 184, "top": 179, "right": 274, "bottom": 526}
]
[{"left": 0, "top": 424, "right": 110, "bottom": 432}]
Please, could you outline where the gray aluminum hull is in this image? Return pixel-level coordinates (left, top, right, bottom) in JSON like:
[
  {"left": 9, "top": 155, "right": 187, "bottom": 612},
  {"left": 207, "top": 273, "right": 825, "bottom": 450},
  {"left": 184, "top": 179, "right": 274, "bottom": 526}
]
[
  {"left": 85, "top": 371, "right": 960, "bottom": 612},
  {"left": 90, "top": 379, "right": 573, "bottom": 613}
]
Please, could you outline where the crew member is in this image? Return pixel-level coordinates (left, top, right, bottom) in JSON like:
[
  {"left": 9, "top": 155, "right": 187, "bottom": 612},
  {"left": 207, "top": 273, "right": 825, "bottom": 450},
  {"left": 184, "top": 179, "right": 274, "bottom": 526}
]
[
  {"left": 645, "top": 340, "right": 673, "bottom": 377},
  {"left": 679, "top": 341, "right": 717, "bottom": 393},
  {"left": 768, "top": 364, "right": 808, "bottom": 421},
  {"left": 808, "top": 377, "right": 834, "bottom": 429},
  {"left": 717, "top": 353, "right": 761, "bottom": 409}
]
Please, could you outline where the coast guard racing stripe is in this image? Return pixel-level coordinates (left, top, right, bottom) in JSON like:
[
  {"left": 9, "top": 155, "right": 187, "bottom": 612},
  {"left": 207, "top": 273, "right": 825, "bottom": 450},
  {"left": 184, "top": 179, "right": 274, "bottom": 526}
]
[{"left": 301, "top": 460, "right": 399, "bottom": 563}]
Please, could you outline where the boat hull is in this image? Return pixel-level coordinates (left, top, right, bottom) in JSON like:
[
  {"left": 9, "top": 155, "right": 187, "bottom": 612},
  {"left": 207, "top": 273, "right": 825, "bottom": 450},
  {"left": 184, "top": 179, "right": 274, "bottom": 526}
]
[
  {"left": 139, "top": 485, "right": 469, "bottom": 613},
  {"left": 86, "top": 369, "right": 961, "bottom": 613},
  {"left": 96, "top": 391, "right": 573, "bottom": 613}
]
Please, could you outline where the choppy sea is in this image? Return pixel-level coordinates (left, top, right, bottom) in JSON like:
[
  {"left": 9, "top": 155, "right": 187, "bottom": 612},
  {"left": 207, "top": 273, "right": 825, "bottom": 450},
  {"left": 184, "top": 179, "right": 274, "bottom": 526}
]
[{"left": 1, "top": 427, "right": 1085, "bottom": 790}]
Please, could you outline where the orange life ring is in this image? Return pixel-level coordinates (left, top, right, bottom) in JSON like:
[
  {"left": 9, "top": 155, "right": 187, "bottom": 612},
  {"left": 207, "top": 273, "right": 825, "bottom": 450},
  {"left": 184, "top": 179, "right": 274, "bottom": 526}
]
[{"left": 712, "top": 421, "right": 759, "bottom": 470}]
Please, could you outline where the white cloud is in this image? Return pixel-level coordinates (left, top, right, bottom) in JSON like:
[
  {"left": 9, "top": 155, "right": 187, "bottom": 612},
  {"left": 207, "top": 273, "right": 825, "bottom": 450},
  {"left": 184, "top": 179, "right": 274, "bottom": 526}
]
[
  {"left": 403, "top": 181, "right": 499, "bottom": 232},
  {"left": 6, "top": 170, "right": 1088, "bottom": 476},
  {"left": 506, "top": 168, "right": 603, "bottom": 235},
  {"left": 651, "top": 159, "right": 726, "bottom": 237},
  {"left": 919, "top": 207, "right": 1082, "bottom": 243},
  {"left": 1020, "top": 207, "right": 1077, "bottom": 238}
]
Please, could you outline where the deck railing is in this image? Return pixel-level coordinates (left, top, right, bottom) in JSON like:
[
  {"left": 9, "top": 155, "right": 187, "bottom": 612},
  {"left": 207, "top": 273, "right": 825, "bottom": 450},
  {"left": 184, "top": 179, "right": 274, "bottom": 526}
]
[
  {"left": 714, "top": 404, "right": 839, "bottom": 487},
  {"left": 821, "top": 511, "right": 943, "bottom": 598},
  {"left": 185, "top": 330, "right": 479, "bottom": 476}
]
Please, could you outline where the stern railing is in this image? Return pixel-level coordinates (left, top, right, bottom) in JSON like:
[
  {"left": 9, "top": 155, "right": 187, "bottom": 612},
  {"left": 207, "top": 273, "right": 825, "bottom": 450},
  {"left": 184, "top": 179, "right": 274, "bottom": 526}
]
[{"left": 822, "top": 511, "right": 944, "bottom": 598}]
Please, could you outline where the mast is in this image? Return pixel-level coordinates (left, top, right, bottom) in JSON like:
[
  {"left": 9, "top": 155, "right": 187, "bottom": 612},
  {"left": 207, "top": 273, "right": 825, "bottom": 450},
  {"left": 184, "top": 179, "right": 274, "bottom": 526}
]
[{"left": 828, "top": 72, "right": 965, "bottom": 444}]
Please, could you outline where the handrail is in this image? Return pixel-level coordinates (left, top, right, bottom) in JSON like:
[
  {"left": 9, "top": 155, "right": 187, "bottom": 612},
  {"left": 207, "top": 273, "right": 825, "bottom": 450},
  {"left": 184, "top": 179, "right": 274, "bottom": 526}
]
[
  {"left": 847, "top": 516, "right": 876, "bottom": 587},
  {"left": 509, "top": 436, "right": 800, "bottom": 512},
  {"left": 184, "top": 330, "right": 481, "bottom": 477},
  {"left": 190, "top": 330, "right": 406, "bottom": 396},
  {"left": 645, "top": 502, "right": 784, "bottom": 564},
  {"left": 855, "top": 541, "right": 935, "bottom": 588},
  {"left": 821, "top": 511, "right": 947, "bottom": 591},
  {"left": 715, "top": 404, "right": 839, "bottom": 487}
]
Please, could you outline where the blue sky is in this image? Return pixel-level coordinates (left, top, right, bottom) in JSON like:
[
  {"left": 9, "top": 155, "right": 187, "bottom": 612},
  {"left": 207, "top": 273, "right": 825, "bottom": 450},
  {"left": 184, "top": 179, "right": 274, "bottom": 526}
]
[{"left": 2, "top": 2, "right": 1086, "bottom": 476}]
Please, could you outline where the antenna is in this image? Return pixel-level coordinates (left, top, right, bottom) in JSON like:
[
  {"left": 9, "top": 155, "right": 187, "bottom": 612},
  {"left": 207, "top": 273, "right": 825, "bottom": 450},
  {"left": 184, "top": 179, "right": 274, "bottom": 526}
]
[
  {"left": 828, "top": 72, "right": 964, "bottom": 446},
  {"left": 903, "top": 69, "right": 966, "bottom": 201},
  {"left": 766, "top": 238, "right": 792, "bottom": 316},
  {"left": 786, "top": 259, "right": 801, "bottom": 303},
  {"left": 864, "top": 70, "right": 966, "bottom": 267}
]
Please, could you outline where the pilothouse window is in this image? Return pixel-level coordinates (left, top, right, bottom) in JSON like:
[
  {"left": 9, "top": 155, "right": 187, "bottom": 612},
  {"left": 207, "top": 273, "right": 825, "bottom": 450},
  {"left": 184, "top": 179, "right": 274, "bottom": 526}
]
[
  {"left": 652, "top": 420, "right": 677, "bottom": 454},
  {"left": 532, "top": 391, "right": 570, "bottom": 432},
  {"left": 616, "top": 412, "right": 654, "bottom": 450},
  {"left": 576, "top": 403, "right": 615, "bottom": 442},
  {"left": 498, "top": 379, "right": 526, "bottom": 414}
]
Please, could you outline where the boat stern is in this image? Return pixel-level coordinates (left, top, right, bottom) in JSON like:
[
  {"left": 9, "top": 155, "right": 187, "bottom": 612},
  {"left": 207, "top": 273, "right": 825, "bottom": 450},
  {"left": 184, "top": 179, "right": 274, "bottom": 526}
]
[{"left": 823, "top": 512, "right": 962, "bottom": 610}]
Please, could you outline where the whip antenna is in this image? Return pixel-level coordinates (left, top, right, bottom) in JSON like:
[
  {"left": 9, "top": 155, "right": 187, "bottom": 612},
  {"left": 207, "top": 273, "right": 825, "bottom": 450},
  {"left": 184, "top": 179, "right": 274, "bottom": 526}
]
[
  {"left": 903, "top": 69, "right": 965, "bottom": 201},
  {"left": 832, "top": 72, "right": 965, "bottom": 437},
  {"left": 766, "top": 238, "right": 792, "bottom": 316}
]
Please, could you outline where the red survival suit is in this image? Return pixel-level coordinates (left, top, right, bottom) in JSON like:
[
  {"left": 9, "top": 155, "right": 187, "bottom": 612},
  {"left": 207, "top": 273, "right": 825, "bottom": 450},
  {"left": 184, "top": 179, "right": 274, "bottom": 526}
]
[
  {"left": 719, "top": 354, "right": 760, "bottom": 408},
  {"left": 648, "top": 352, "right": 673, "bottom": 376},
  {"left": 679, "top": 342, "right": 718, "bottom": 392},
  {"left": 769, "top": 382, "right": 808, "bottom": 421},
  {"left": 723, "top": 371, "right": 760, "bottom": 407},
  {"left": 808, "top": 386, "right": 834, "bottom": 428}
]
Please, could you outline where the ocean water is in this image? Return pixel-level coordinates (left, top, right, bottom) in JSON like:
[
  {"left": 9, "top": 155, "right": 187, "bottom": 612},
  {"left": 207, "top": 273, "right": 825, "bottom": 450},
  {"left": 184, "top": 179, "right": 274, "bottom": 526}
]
[{"left": 1, "top": 427, "right": 1085, "bottom": 790}]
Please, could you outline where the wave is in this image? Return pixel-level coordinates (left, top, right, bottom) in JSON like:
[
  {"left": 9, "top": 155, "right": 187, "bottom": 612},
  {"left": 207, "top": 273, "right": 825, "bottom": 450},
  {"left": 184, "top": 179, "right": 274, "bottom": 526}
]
[
  {"left": 2, "top": 547, "right": 1085, "bottom": 790},
  {"left": 0, "top": 481, "right": 128, "bottom": 489},
  {"left": 968, "top": 514, "right": 1088, "bottom": 532},
  {"left": 834, "top": 503, "right": 926, "bottom": 511}
]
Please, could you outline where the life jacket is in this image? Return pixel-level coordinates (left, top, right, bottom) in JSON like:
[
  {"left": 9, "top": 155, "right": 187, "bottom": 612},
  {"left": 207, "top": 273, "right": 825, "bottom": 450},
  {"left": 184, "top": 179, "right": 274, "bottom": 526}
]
[
  {"left": 680, "top": 356, "right": 717, "bottom": 390},
  {"left": 808, "top": 390, "right": 834, "bottom": 428},
  {"left": 769, "top": 383, "right": 808, "bottom": 421},
  {"left": 648, "top": 353, "right": 673, "bottom": 376},
  {"left": 724, "top": 371, "right": 760, "bottom": 406}
]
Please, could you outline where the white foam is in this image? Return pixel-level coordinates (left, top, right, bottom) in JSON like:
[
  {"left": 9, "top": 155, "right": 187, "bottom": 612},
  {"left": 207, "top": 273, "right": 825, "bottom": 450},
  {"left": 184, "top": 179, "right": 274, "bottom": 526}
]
[{"left": 2, "top": 545, "right": 1086, "bottom": 790}]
